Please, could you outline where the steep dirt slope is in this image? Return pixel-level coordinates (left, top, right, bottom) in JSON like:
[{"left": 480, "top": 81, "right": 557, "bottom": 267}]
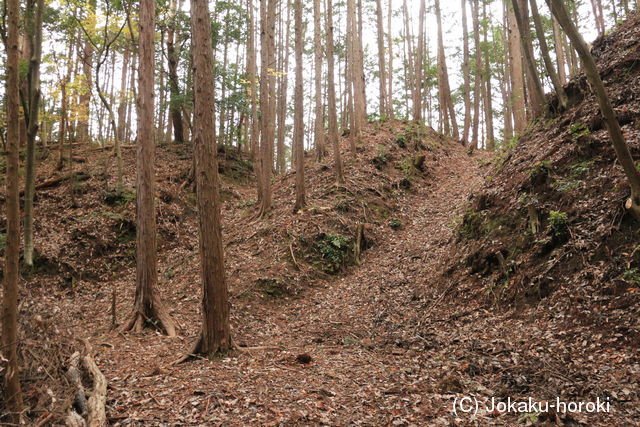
[{"left": 427, "top": 12, "right": 640, "bottom": 425}]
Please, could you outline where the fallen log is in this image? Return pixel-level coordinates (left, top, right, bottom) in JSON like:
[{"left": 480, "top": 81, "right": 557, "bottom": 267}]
[{"left": 65, "top": 339, "right": 107, "bottom": 427}]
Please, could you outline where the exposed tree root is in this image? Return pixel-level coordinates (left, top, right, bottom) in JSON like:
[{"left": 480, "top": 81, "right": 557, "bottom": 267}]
[
  {"left": 174, "top": 333, "right": 233, "bottom": 364},
  {"left": 123, "top": 295, "right": 176, "bottom": 337}
]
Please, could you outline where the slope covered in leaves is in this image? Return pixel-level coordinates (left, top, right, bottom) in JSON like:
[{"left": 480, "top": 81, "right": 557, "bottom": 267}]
[{"left": 448, "top": 12, "right": 640, "bottom": 320}]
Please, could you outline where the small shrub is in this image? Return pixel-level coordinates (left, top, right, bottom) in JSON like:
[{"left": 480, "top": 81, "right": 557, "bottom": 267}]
[
  {"left": 548, "top": 210, "right": 568, "bottom": 237},
  {"left": 372, "top": 151, "right": 389, "bottom": 170},
  {"left": 256, "top": 278, "right": 289, "bottom": 298},
  {"left": 314, "top": 233, "right": 352, "bottom": 273},
  {"left": 458, "top": 211, "right": 484, "bottom": 240},
  {"left": 529, "top": 160, "right": 551, "bottom": 186},
  {"left": 389, "top": 218, "right": 402, "bottom": 230},
  {"left": 569, "top": 123, "right": 590, "bottom": 138},
  {"left": 623, "top": 268, "right": 640, "bottom": 286},
  {"left": 102, "top": 189, "right": 136, "bottom": 206}
]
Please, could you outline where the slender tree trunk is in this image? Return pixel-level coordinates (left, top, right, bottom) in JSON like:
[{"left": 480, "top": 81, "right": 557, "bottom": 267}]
[
  {"left": 435, "top": 0, "right": 459, "bottom": 138},
  {"left": 375, "top": 0, "right": 388, "bottom": 118},
  {"left": 117, "top": 46, "right": 131, "bottom": 142},
  {"left": 247, "top": 0, "right": 259, "bottom": 160},
  {"left": 414, "top": 0, "right": 426, "bottom": 122},
  {"left": 461, "top": 0, "right": 471, "bottom": 144},
  {"left": 512, "top": 0, "right": 546, "bottom": 118},
  {"left": 501, "top": 4, "right": 514, "bottom": 142},
  {"left": 3, "top": 0, "right": 24, "bottom": 417},
  {"left": 23, "top": 0, "right": 44, "bottom": 267},
  {"left": 313, "top": 0, "right": 325, "bottom": 160},
  {"left": 77, "top": 0, "right": 96, "bottom": 142},
  {"left": 125, "top": 0, "right": 176, "bottom": 336},
  {"left": 387, "top": 0, "right": 394, "bottom": 118},
  {"left": 187, "top": 0, "right": 232, "bottom": 357},
  {"left": 276, "top": 2, "right": 291, "bottom": 174},
  {"left": 348, "top": 0, "right": 366, "bottom": 144},
  {"left": 326, "top": 0, "right": 344, "bottom": 183},
  {"left": 507, "top": 0, "right": 527, "bottom": 133},
  {"left": 471, "top": 0, "right": 482, "bottom": 148},
  {"left": 258, "top": 0, "right": 278, "bottom": 215},
  {"left": 552, "top": 15, "right": 567, "bottom": 84},
  {"left": 482, "top": 1, "right": 494, "bottom": 149},
  {"left": 167, "top": 0, "right": 184, "bottom": 143},
  {"left": 530, "top": 0, "right": 568, "bottom": 110},
  {"left": 293, "top": 0, "right": 306, "bottom": 211}
]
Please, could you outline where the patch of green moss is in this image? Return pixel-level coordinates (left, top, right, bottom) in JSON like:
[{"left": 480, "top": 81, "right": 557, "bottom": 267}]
[{"left": 256, "top": 278, "right": 289, "bottom": 298}]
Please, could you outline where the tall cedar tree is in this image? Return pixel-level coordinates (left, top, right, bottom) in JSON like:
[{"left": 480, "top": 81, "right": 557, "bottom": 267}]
[
  {"left": 258, "top": 0, "right": 277, "bottom": 215},
  {"left": 313, "top": 0, "right": 326, "bottom": 160},
  {"left": 511, "top": 0, "right": 545, "bottom": 118},
  {"left": 22, "top": 0, "right": 45, "bottom": 267},
  {"left": 293, "top": 0, "right": 306, "bottom": 211},
  {"left": 3, "top": 0, "right": 24, "bottom": 418},
  {"left": 326, "top": 0, "right": 345, "bottom": 183},
  {"left": 507, "top": 0, "right": 527, "bottom": 133},
  {"left": 125, "top": 0, "right": 176, "bottom": 336},
  {"left": 187, "top": 0, "right": 232, "bottom": 356}
]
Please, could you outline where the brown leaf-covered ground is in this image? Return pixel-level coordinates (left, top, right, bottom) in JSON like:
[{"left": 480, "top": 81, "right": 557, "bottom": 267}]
[{"left": 5, "top": 13, "right": 640, "bottom": 425}]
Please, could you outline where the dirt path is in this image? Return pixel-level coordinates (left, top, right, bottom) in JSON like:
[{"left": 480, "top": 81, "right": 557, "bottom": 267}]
[{"left": 92, "top": 144, "right": 494, "bottom": 426}]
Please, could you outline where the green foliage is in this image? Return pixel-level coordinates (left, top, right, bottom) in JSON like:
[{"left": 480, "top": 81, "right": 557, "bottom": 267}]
[
  {"left": 548, "top": 210, "right": 568, "bottom": 237},
  {"left": 568, "top": 160, "right": 594, "bottom": 177},
  {"left": 569, "top": 123, "right": 590, "bottom": 138},
  {"left": 256, "top": 278, "right": 289, "bottom": 298},
  {"left": 102, "top": 189, "right": 136, "bottom": 206},
  {"left": 458, "top": 210, "right": 484, "bottom": 240},
  {"left": 372, "top": 146, "right": 390, "bottom": 170},
  {"left": 529, "top": 160, "right": 551, "bottom": 185},
  {"left": 389, "top": 218, "right": 402, "bottom": 230},
  {"left": 314, "top": 233, "right": 352, "bottom": 274},
  {"left": 623, "top": 268, "right": 640, "bottom": 286},
  {"left": 395, "top": 158, "right": 416, "bottom": 177},
  {"left": 0, "top": 233, "right": 6, "bottom": 251}
]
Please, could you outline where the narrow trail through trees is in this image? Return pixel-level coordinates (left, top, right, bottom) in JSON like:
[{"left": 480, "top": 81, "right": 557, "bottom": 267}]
[{"left": 97, "top": 142, "right": 496, "bottom": 424}]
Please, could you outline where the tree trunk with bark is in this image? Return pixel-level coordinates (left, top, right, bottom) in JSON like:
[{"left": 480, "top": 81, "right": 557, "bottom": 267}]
[
  {"left": 3, "top": 0, "right": 24, "bottom": 418},
  {"left": 375, "top": 0, "right": 388, "bottom": 119},
  {"left": 461, "top": 0, "right": 472, "bottom": 144},
  {"left": 507, "top": 0, "right": 527, "bottom": 133},
  {"left": 293, "top": 0, "right": 306, "bottom": 211},
  {"left": 187, "top": 0, "right": 232, "bottom": 357},
  {"left": 167, "top": 0, "right": 184, "bottom": 144},
  {"left": 530, "top": 0, "right": 568, "bottom": 110},
  {"left": 257, "top": 0, "right": 278, "bottom": 215},
  {"left": 125, "top": 0, "right": 176, "bottom": 336},
  {"left": 326, "top": 0, "right": 344, "bottom": 183},
  {"left": 313, "top": 0, "right": 326, "bottom": 160},
  {"left": 22, "top": 0, "right": 45, "bottom": 267},
  {"left": 512, "top": 0, "right": 546, "bottom": 118}
]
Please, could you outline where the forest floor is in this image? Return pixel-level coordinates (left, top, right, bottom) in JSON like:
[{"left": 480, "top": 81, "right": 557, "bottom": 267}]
[
  {"left": 7, "top": 121, "right": 639, "bottom": 425},
  {"left": 92, "top": 138, "right": 498, "bottom": 426}
]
